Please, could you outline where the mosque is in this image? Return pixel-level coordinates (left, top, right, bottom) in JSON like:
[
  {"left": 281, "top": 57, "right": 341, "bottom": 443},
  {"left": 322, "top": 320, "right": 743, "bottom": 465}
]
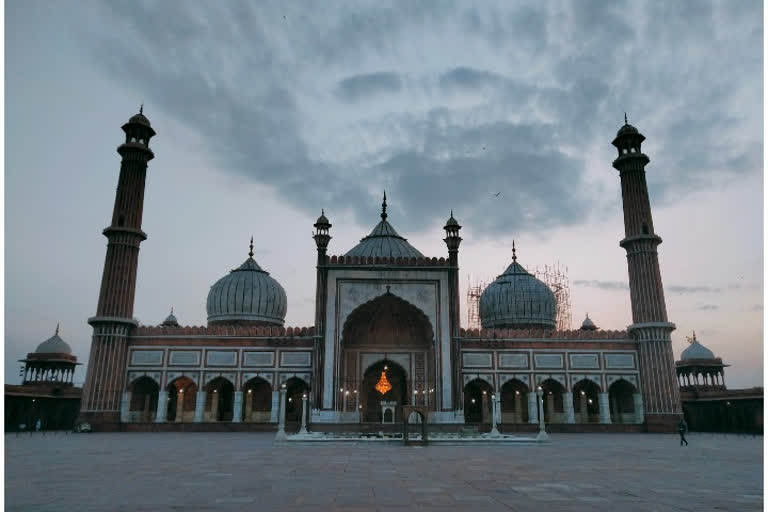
[{"left": 74, "top": 108, "right": 687, "bottom": 433}]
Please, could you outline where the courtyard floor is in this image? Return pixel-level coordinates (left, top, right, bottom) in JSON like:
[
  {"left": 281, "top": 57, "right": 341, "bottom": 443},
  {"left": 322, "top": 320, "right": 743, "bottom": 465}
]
[{"left": 4, "top": 431, "right": 763, "bottom": 511}]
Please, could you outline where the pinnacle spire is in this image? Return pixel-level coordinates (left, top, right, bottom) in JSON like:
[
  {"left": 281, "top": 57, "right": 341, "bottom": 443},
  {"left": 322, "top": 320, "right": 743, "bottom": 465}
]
[
  {"left": 140, "top": 102, "right": 144, "bottom": 115},
  {"left": 55, "top": 323, "right": 59, "bottom": 336},
  {"left": 624, "top": 112, "right": 628, "bottom": 125},
  {"left": 512, "top": 240, "right": 517, "bottom": 262},
  {"left": 248, "top": 236, "right": 254, "bottom": 258},
  {"left": 381, "top": 190, "right": 388, "bottom": 221}
]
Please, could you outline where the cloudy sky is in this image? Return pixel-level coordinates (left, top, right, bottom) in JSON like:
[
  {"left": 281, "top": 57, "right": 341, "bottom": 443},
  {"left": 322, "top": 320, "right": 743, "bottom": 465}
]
[{"left": 5, "top": 1, "right": 763, "bottom": 388}]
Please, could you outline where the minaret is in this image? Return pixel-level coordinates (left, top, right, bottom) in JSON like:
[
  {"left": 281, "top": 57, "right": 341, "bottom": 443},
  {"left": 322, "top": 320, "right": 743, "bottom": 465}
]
[
  {"left": 612, "top": 115, "right": 682, "bottom": 431},
  {"left": 443, "top": 211, "right": 462, "bottom": 409},
  {"left": 312, "top": 209, "right": 332, "bottom": 409},
  {"left": 79, "top": 107, "right": 156, "bottom": 429}
]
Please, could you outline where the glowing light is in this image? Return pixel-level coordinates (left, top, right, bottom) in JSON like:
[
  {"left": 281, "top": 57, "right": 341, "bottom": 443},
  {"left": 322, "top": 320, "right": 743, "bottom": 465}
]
[
  {"left": 288, "top": 397, "right": 292, "bottom": 402},
  {"left": 588, "top": 399, "right": 593, "bottom": 404},
  {"left": 580, "top": 391, "right": 586, "bottom": 395},
  {"left": 375, "top": 371, "right": 392, "bottom": 395},
  {"left": 515, "top": 391, "right": 520, "bottom": 395},
  {"left": 302, "top": 394, "right": 307, "bottom": 399},
  {"left": 345, "top": 391, "right": 349, "bottom": 395},
  {"left": 213, "top": 390, "right": 217, "bottom": 393},
  {"left": 247, "top": 390, "right": 252, "bottom": 393},
  {"left": 471, "top": 398, "right": 476, "bottom": 404}
]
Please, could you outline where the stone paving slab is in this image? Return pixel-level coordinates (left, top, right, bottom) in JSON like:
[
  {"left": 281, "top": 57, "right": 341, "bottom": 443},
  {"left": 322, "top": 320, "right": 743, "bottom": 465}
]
[{"left": 4, "top": 432, "right": 763, "bottom": 511}]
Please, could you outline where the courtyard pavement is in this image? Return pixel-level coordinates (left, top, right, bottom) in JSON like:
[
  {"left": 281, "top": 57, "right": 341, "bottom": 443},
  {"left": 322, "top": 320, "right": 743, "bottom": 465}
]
[{"left": 4, "top": 431, "right": 763, "bottom": 511}]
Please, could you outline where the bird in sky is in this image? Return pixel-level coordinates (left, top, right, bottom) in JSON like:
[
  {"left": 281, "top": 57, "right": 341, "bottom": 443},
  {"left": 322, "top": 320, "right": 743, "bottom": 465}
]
[{"left": 494, "top": 192, "right": 501, "bottom": 197}]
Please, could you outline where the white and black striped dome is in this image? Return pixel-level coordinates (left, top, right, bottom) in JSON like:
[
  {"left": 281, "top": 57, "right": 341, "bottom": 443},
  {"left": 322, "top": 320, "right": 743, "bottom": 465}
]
[
  {"left": 206, "top": 245, "right": 287, "bottom": 326},
  {"left": 344, "top": 191, "right": 423, "bottom": 259},
  {"left": 479, "top": 247, "right": 556, "bottom": 330}
]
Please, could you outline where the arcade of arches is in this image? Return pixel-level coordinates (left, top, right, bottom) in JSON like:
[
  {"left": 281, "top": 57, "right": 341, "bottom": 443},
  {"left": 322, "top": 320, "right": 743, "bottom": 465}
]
[
  {"left": 121, "top": 375, "right": 309, "bottom": 423},
  {"left": 461, "top": 377, "right": 643, "bottom": 425}
]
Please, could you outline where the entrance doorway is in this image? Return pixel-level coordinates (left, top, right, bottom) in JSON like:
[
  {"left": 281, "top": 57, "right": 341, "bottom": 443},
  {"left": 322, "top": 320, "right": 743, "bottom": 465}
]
[{"left": 361, "top": 361, "right": 407, "bottom": 422}]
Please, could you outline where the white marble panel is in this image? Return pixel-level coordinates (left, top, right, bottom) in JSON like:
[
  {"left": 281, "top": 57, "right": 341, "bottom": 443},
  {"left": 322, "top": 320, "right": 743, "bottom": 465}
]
[
  {"left": 130, "top": 350, "right": 164, "bottom": 366},
  {"left": 569, "top": 354, "right": 599, "bottom": 369},
  {"left": 605, "top": 353, "right": 635, "bottom": 369},
  {"left": 280, "top": 351, "right": 312, "bottom": 367},
  {"left": 169, "top": 351, "right": 201, "bottom": 366},
  {"left": 243, "top": 352, "right": 274, "bottom": 367},
  {"left": 534, "top": 354, "right": 564, "bottom": 368},
  {"left": 499, "top": 353, "right": 529, "bottom": 368},
  {"left": 206, "top": 351, "right": 237, "bottom": 366},
  {"left": 462, "top": 352, "right": 493, "bottom": 368}
]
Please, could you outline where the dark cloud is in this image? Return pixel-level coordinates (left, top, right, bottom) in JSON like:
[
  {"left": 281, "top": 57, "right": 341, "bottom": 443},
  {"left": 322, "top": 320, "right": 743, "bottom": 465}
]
[
  {"left": 668, "top": 285, "right": 722, "bottom": 294},
  {"left": 438, "top": 67, "right": 503, "bottom": 91},
  {"left": 78, "top": 1, "right": 762, "bottom": 239},
  {"left": 573, "top": 280, "right": 629, "bottom": 291},
  {"left": 335, "top": 72, "right": 402, "bottom": 102}
]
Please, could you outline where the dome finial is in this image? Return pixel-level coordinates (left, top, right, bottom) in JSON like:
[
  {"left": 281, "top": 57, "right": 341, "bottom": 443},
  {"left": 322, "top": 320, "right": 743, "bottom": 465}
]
[
  {"left": 624, "top": 112, "right": 628, "bottom": 125},
  {"left": 140, "top": 102, "right": 144, "bottom": 115},
  {"left": 55, "top": 323, "right": 59, "bottom": 336},
  {"left": 512, "top": 240, "right": 517, "bottom": 262},
  {"left": 170, "top": 306, "right": 174, "bottom": 315},
  {"left": 381, "top": 190, "right": 388, "bottom": 220},
  {"left": 248, "top": 236, "right": 254, "bottom": 258}
]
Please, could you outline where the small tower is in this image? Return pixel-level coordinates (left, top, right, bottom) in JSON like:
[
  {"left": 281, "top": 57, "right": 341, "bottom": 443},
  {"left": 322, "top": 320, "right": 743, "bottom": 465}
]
[
  {"left": 612, "top": 115, "right": 682, "bottom": 430},
  {"left": 79, "top": 107, "right": 156, "bottom": 429},
  {"left": 312, "top": 209, "right": 332, "bottom": 407},
  {"left": 443, "top": 211, "right": 462, "bottom": 408}
]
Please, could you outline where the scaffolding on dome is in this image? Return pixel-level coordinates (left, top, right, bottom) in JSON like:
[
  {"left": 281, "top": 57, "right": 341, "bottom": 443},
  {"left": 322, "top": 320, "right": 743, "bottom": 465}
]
[
  {"left": 466, "top": 273, "right": 487, "bottom": 331},
  {"left": 465, "top": 264, "right": 573, "bottom": 331},
  {"left": 534, "top": 263, "right": 572, "bottom": 331}
]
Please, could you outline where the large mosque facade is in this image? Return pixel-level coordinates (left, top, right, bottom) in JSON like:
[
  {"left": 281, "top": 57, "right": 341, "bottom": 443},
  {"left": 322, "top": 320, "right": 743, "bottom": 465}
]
[{"left": 76, "top": 110, "right": 683, "bottom": 432}]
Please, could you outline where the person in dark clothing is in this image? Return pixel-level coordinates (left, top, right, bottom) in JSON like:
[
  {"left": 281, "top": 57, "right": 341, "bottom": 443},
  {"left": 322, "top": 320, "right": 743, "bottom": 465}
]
[{"left": 678, "top": 419, "right": 689, "bottom": 446}]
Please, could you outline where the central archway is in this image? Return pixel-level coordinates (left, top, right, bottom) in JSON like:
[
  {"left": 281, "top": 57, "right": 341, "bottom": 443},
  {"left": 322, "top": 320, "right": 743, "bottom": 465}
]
[
  {"left": 340, "top": 291, "right": 435, "bottom": 415},
  {"left": 361, "top": 360, "right": 407, "bottom": 422}
]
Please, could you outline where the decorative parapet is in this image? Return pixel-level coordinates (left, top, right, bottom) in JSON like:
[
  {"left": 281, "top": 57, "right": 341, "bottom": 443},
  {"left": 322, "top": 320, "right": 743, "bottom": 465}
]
[
  {"left": 458, "top": 327, "right": 629, "bottom": 340},
  {"left": 326, "top": 255, "right": 449, "bottom": 267},
  {"left": 134, "top": 325, "right": 316, "bottom": 337}
]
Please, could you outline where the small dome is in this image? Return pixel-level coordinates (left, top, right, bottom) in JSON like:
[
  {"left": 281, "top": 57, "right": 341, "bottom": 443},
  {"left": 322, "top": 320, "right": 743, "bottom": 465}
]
[
  {"left": 681, "top": 332, "right": 715, "bottom": 360},
  {"left": 129, "top": 107, "right": 151, "bottom": 127},
  {"left": 580, "top": 314, "right": 598, "bottom": 331},
  {"left": 161, "top": 308, "right": 179, "bottom": 327},
  {"left": 315, "top": 210, "right": 330, "bottom": 227},
  {"left": 445, "top": 211, "right": 460, "bottom": 228},
  {"left": 479, "top": 246, "right": 556, "bottom": 329},
  {"left": 616, "top": 123, "right": 638, "bottom": 136},
  {"left": 345, "top": 192, "right": 423, "bottom": 259},
  {"left": 206, "top": 243, "right": 287, "bottom": 326},
  {"left": 35, "top": 325, "right": 72, "bottom": 355}
]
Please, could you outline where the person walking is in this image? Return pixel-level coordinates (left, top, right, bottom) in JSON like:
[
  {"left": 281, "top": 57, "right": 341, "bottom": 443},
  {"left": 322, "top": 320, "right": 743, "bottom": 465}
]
[{"left": 678, "top": 418, "right": 689, "bottom": 446}]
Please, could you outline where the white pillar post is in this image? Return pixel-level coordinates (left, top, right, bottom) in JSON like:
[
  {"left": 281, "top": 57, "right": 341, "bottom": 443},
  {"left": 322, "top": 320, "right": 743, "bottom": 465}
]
[
  {"left": 270, "top": 390, "right": 280, "bottom": 423},
  {"left": 490, "top": 394, "right": 500, "bottom": 436},
  {"left": 633, "top": 392, "right": 644, "bottom": 424},
  {"left": 194, "top": 391, "right": 206, "bottom": 423},
  {"left": 599, "top": 392, "right": 611, "bottom": 424},
  {"left": 563, "top": 391, "right": 575, "bottom": 424},
  {"left": 155, "top": 391, "right": 168, "bottom": 422},
  {"left": 299, "top": 394, "right": 308, "bottom": 435},
  {"left": 232, "top": 391, "right": 243, "bottom": 423},
  {"left": 120, "top": 391, "right": 131, "bottom": 423},
  {"left": 527, "top": 392, "right": 538, "bottom": 424},
  {"left": 275, "top": 385, "right": 288, "bottom": 440},
  {"left": 536, "top": 387, "right": 549, "bottom": 441}
]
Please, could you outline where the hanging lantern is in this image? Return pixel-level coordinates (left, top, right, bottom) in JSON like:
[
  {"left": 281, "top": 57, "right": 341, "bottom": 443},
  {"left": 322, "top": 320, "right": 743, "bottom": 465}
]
[{"left": 375, "top": 370, "right": 392, "bottom": 395}]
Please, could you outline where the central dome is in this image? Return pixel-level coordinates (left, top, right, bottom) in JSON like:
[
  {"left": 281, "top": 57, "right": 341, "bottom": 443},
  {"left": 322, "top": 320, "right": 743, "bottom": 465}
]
[
  {"left": 206, "top": 240, "right": 287, "bottom": 326},
  {"left": 479, "top": 244, "right": 556, "bottom": 329},
  {"left": 344, "top": 192, "right": 424, "bottom": 259}
]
